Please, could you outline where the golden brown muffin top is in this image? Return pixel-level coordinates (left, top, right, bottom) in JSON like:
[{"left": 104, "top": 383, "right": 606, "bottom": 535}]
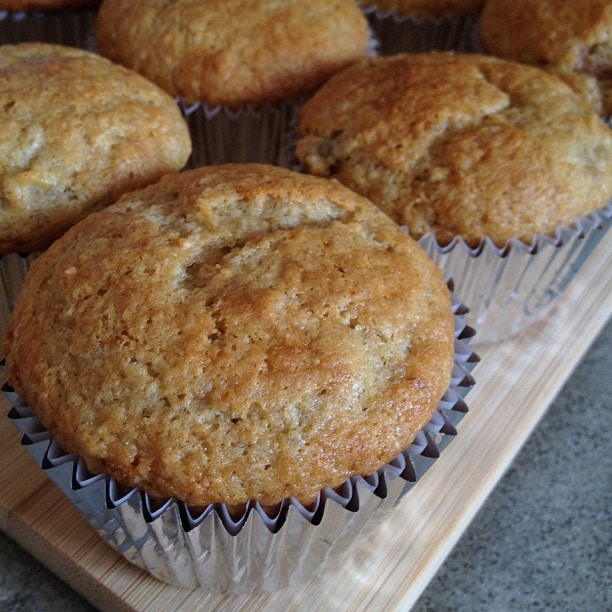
[
  {"left": 479, "top": 0, "right": 612, "bottom": 115},
  {"left": 296, "top": 52, "right": 612, "bottom": 247},
  {"left": 367, "top": 0, "right": 484, "bottom": 18},
  {"left": 480, "top": 0, "right": 611, "bottom": 71},
  {"left": 0, "top": 0, "right": 98, "bottom": 10},
  {"left": 95, "top": 0, "right": 370, "bottom": 109},
  {"left": 0, "top": 43, "right": 191, "bottom": 254},
  {"left": 4, "top": 164, "right": 455, "bottom": 507}
]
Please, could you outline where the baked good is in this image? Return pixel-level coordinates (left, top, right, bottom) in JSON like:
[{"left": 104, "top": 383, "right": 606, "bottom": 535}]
[
  {"left": 366, "top": 0, "right": 484, "bottom": 17},
  {"left": 95, "top": 0, "right": 369, "bottom": 109},
  {"left": 296, "top": 52, "right": 612, "bottom": 247},
  {"left": 6, "top": 274, "right": 473, "bottom": 592},
  {"left": 0, "top": 0, "right": 97, "bottom": 9},
  {"left": 549, "top": 69, "right": 607, "bottom": 115},
  {"left": 4, "top": 163, "right": 455, "bottom": 507},
  {"left": 479, "top": 0, "right": 612, "bottom": 116},
  {"left": 0, "top": 43, "right": 191, "bottom": 254}
]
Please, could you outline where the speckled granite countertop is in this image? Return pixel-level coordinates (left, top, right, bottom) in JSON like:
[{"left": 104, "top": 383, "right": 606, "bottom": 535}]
[{"left": 1, "top": 320, "right": 610, "bottom": 612}]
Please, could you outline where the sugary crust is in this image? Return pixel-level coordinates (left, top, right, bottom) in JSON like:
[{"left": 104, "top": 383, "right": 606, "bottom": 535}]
[
  {"left": 95, "top": 0, "right": 369, "bottom": 108},
  {"left": 4, "top": 164, "right": 454, "bottom": 507},
  {"left": 0, "top": 0, "right": 97, "bottom": 9},
  {"left": 296, "top": 52, "right": 612, "bottom": 247},
  {"left": 367, "top": 0, "right": 484, "bottom": 17},
  {"left": 479, "top": 0, "right": 612, "bottom": 115},
  {"left": 0, "top": 43, "right": 191, "bottom": 254}
]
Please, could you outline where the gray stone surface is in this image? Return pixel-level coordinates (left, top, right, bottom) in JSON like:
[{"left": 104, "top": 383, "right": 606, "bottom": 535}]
[
  {"left": 413, "top": 318, "right": 612, "bottom": 612},
  {"left": 0, "top": 320, "right": 610, "bottom": 611},
  {"left": 0, "top": 530, "right": 95, "bottom": 611}
]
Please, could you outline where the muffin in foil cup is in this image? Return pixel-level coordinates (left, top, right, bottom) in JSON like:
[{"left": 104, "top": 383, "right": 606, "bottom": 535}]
[
  {"left": 91, "top": 2, "right": 377, "bottom": 171},
  {"left": 0, "top": 252, "right": 38, "bottom": 338},
  {"left": 177, "top": 28, "right": 378, "bottom": 170},
  {"left": 3, "top": 289, "right": 479, "bottom": 594},
  {"left": 360, "top": 3, "right": 479, "bottom": 55},
  {"left": 0, "top": 8, "right": 97, "bottom": 49},
  {"left": 418, "top": 203, "right": 612, "bottom": 345}
]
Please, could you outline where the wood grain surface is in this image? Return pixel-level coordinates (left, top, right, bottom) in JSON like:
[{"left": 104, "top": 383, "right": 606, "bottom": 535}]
[{"left": 1, "top": 236, "right": 610, "bottom": 612}]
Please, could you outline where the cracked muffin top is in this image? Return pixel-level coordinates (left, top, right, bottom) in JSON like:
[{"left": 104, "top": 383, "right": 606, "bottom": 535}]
[
  {"left": 479, "top": 0, "right": 612, "bottom": 116},
  {"left": 296, "top": 52, "right": 612, "bottom": 247},
  {"left": 4, "top": 163, "right": 455, "bottom": 507},
  {"left": 95, "top": 0, "right": 370, "bottom": 109},
  {"left": 0, "top": 43, "right": 191, "bottom": 254}
]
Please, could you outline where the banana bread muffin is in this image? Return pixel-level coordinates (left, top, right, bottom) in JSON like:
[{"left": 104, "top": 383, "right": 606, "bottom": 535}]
[
  {"left": 296, "top": 52, "right": 612, "bottom": 247},
  {"left": 4, "top": 163, "right": 455, "bottom": 507},
  {"left": 95, "top": 0, "right": 369, "bottom": 109},
  {"left": 479, "top": 0, "right": 612, "bottom": 116},
  {"left": 0, "top": 43, "right": 191, "bottom": 254}
]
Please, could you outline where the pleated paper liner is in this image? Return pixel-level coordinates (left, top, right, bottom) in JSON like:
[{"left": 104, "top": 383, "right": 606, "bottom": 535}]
[
  {"left": 179, "top": 100, "right": 302, "bottom": 170},
  {"left": 359, "top": 3, "right": 479, "bottom": 55},
  {"left": 177, "top": 24, "right": 379, "bottom": 171},
  {"left": 0, "top": 7, "right": 97, "bottom": 49},
  {"left": 3, "top": 286, "right": 478, "bottom": 594},
  {"left": 418, "top": 202, "right": 611, "bottom": 345},
  {"left": 0, "top": 252, "right": 39, "bottom": 339}
]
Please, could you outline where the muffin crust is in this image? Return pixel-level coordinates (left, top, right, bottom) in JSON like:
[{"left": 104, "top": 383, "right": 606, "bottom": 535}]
[
  {"left": 0, "top": 43, "right": 191, "bottom": 253},
  {"left": 479, "top": 0, "right": 612, "bottom": 115},
  {"left": 296, "top": 52, "right": 612, "bottom": 247},
  {"left": 5, "top": 164, "right": 455, "bottom": 507},
  {"left": 95, "top": 0, "right": 369, "bottom": 108}
]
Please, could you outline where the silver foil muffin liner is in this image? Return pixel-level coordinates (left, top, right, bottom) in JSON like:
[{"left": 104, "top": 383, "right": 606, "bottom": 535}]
[
  {"left": 0, "top": 8, "right": 97, "bottom": 49},
  {"left": 418, "top": 202, "right": 612, "bottom": 345},
  {"left": 0, "top": 252, "right": 39, "bottom": 339},
  {"left": 179, "top": 100, "right": 302, "bottom": 170},
  {"left": 3, "top": 288, "right": 478, "bottom": 594},
  {"left": 360, "top": 3, "right": 479, "bottom": 55}
]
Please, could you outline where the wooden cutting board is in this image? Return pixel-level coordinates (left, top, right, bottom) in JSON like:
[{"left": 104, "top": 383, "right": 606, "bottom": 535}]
[{"left": 1, "top": 236, "right": 610, "bottom": 612}]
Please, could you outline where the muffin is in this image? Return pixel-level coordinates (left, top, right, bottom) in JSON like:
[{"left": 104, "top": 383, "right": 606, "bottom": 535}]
[
  {"left": 361, "top": 0, "right": 483, "bottom": 55},
  {"left": 296, "top": 52, "right": 612, "bottom": 341},
  {"left": 0, "top": 43, "right": 191, "bottom": 332},
  {"left": 3, "top": 163, "right": 477, "bottom": 590},
  {"left": 479, "top": 0, "right": 612, "bottom": 116},
  {"left": 95, "top": 0, "right": 370, "bottom": 167},
  {"left": 4, "top": 162, "right": 455, "bottom": 505},
  {"left": 96, "top": 0, "right": 369, "bottom": 109},
  {"left": 0, "top": 1, "right": 99, "bottom": 48}
]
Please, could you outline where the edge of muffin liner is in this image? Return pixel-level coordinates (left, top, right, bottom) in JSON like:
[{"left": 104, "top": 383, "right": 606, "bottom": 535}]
[
  {"left": 174, "top": 17, "right": 379, "bottom": 170},
  {"left": 178, "top": 100, "right": 303, "bottom": 170},
  {"left": 2, "top": 284, "right": 479, "bottom": 593},
  {"left": 417, "top": 201, "right": 612, "bottom": 344},
  {"left": 359, "top": 3, "right": 480, "bottom": 55},
  {"left": 0, "top": 8, "right": 98, "bottom": 49}
]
